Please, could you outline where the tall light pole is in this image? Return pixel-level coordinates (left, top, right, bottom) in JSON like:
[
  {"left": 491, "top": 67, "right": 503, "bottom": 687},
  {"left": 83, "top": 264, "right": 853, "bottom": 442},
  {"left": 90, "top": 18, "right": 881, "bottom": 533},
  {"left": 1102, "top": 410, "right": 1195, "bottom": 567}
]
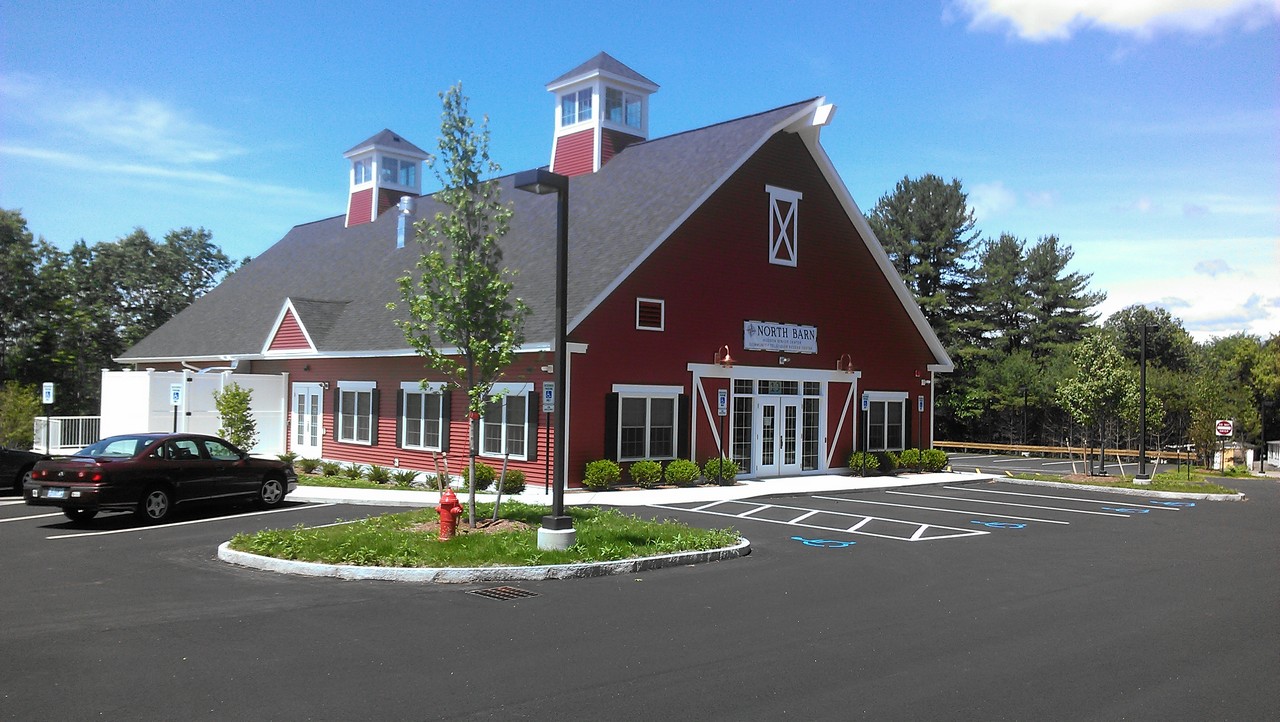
[
  {"left": 1135, "top": 323, "right": 1158, "bottom": 484},
  {"left": 514, "top": 168, "right": 575, "bottom": 550},
  {"left": 1018, "top": 385, "right": 1028, "bottom": 447}
]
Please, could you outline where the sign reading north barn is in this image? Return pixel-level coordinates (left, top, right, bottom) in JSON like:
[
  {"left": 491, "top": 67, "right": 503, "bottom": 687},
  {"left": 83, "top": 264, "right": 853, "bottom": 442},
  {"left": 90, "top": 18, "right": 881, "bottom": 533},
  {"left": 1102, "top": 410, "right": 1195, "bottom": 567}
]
[{"left": 743, "top": 320, "right": 818, "bottom": 354}]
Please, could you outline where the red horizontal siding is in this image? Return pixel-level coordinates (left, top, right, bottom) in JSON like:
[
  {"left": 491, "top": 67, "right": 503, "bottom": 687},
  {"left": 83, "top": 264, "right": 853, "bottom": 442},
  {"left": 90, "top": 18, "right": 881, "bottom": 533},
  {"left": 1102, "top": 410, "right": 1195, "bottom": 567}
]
[
  {"left": 551, "top": 129, "right": 595, "bottom": 177},
  {"left": 268, "top": 310, "right": 310, "bottom": 351},
  {"left": 346, "top": 188, "right": 373, "bottom": 226},
  {"left": 601, "top": 128, "right": 642, "bottom": 167}
]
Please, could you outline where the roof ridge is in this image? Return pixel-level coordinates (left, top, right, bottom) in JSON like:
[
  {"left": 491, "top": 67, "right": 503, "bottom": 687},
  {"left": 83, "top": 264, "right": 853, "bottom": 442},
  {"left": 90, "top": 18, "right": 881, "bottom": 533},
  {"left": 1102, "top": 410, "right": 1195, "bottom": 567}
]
[{"left": 629, "top": 98, "right": 820, "bottom": 149}]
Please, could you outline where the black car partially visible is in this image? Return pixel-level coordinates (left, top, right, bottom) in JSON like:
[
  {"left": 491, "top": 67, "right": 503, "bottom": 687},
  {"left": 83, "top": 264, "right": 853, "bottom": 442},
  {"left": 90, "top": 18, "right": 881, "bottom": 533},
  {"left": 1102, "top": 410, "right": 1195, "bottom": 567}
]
[
  {"left": 24, "top": 433, "right": 298, "bottom": 524},
  {"left": 2, "top": 446, "right": 49, "bottom": 494}
]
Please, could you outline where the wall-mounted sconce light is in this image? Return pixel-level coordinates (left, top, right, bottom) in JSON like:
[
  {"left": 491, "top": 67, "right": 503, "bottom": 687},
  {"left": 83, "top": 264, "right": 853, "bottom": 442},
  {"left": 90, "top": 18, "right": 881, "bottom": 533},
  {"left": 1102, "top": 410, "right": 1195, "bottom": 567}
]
[
  {"left": 319, "top": 381, "right": 330, "bottom": 390},
  {"left": 303, "top": 364, "right": 311, "bottom": 371},
  {"left": 837, "top": 353, "right": 854, "bottom": 373},
  {"left": 778, "top": 355, "right": 791, "bottom": 366},
  {"left": 715, "top": 345, "right": 735, "bottom": 368},
  {"left": 915, "top": 370, "right": 931, "bottom": 386}
]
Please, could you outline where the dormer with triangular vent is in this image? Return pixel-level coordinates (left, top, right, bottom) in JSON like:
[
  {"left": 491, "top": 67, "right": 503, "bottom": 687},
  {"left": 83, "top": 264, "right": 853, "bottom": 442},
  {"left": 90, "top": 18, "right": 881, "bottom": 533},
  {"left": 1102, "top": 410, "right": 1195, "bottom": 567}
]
[
  {"left": 343, "top": 130, "right": 430, "bottom": 227},
  {"left": 546, "top": 52, "right": 658, "bottom": 177}
]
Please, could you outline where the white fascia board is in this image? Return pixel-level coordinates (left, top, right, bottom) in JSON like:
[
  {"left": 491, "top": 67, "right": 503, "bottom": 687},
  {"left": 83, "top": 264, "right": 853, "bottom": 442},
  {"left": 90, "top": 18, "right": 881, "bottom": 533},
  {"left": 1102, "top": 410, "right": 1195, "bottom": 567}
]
[
  {"left": 548, "top": 69, "right": 658, "bottom": 94},
  {"left": 117, "top": 342, "right": 589, "bottom": 366},
  {"left": 568, "top": 99, "right": 824, "bottom": 334},
  {"left": 798, "top": 130, "right": 955, "bottom": 373}
]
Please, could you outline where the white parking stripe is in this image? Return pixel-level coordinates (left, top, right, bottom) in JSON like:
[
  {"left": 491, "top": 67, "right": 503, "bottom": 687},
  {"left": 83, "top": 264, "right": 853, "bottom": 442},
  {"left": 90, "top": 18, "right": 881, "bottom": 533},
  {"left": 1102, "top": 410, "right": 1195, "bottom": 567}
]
[
  {"left": 1, "top": 512, "right": 65, "bottom": 523},
  {"left": 653, "top": 501, "right": 989, "bottom": 542},
  {"left": 46, "top": 503, "right": 335, "bottom": 539},
  {"left": 943, "top": 485, "right": 1180, "bottom": 510},
  {"left": 1, "top": 499, "right": 30, "bottom": 506},
  {"left": 811, "top": 495, "right": 1070, "bottom": 524},
  {"left": 887, "top": 491, "right": 1131, "bottom": 517}
]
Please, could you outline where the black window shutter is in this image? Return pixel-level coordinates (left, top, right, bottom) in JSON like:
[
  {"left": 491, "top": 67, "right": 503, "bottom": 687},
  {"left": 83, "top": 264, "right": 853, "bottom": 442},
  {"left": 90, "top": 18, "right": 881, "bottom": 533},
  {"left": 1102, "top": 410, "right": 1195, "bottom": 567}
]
[
  {"left": 526, "top": 393, "right": 538, "bottom": 462},
  {"left": 677, "top": 393, "right": 690, "bottom": 460},
  {"left": 369, "top": 388, "right": 380, "bottom": 446},
  {"left": 439, "top": 389, "right": 451, "bottom": 453},
  {"left": 394, "top": 389, "right": 404, "bottom": 449},
  {"left": 903, "top": 400, "right": 912, "bottom": 450},
  {"left": 332, "top": 388, "right": 340, "bottom": 443},
  {"left": 604, "top": 393, "right": 619, "bottom": 462}
]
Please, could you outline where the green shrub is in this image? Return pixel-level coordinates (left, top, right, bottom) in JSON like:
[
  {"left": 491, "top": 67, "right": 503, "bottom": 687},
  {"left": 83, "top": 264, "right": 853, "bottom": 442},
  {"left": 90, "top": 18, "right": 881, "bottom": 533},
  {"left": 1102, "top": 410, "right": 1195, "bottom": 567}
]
[
  {"left": 341, "top": 463, "right": 364, "bottom": 479},
  {"left": 896, "top": 448, "right": 922, "bottom": 469},
  {"left": 498, "top": 468, "right": 526, "bottom": 495},
  {"left": 422, "top": 473, "right": 451, "bottom": 490},
  {"left": 629, "top": 459, "right": 663, "bottom": 488},
  {"left": 878, "top": 451, "right": 900, "bottom": 473},
  {"left": 0, "top": 381, "right": 41, "bottom": 449},
  {"left": 296, "top": 457, "right": 321, "bottom": 474},
  {"left": 583, "top": 459, "right": 621, "bottom": 491},
  {"left": 665, "top": 458, "right": 701, "bottom": 487},
  {"left": 390, "top": 469, "right": 419, "bottom": 487},
  {"left": 703, "top": 457, "right": 740, "bottom": 485},
  {"left": 212, "top": 382, "right": 258, "bottom": 451},
  {"left": 277, "top": 452, "right": 299, "bottom": 468},
  {"left": 1221, "top": 465, "right": 1252, "bottom": 477},
  {"left": 848, "top": 451, "right": 880, "bottom": 473},
  {"left": 319, "top": 460, "right": 342, "bottom": 477},
  {"left": 366, "top": 464, "right": 391, "bottom": 483},
  {"left": 464, "top": 462, "right": 496, "bottom": 491},
  {"left": 922, "top": 449, "right": 948, "bottom": 472}
]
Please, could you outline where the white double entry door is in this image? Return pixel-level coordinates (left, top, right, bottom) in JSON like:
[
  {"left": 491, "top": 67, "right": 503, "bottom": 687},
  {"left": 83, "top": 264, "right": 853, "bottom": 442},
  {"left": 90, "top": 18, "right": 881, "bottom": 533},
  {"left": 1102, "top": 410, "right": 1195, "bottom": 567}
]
[
  {"left": 291, "top": 383, "right": 324, "bottom": 459},
  {"left": 754, "top": 395, "right": 802, "bottom": 477}
]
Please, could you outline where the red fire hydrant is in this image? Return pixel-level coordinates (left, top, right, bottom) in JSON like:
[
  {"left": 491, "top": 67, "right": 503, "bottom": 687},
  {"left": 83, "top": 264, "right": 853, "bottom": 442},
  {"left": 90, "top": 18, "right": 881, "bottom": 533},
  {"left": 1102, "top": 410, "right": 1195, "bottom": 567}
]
[{"left": 437, "top": 488, "right": 464, "bottom": 541}]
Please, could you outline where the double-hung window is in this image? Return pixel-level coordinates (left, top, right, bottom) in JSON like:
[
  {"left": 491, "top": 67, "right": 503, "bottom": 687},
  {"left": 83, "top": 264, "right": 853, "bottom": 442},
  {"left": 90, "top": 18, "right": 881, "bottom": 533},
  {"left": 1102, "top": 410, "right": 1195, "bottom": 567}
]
[
  {"left": 615, "top": 385, "right": 680, "bottom": 461},
  {"left": 337, "top": 381, "right": 376, "bottom": 445},
  {"left": 480, "top": 383, "right": 531, "bottom": 460},
  {"left": 864, "top": 391, "right": 907, "bottom": 452},
  {"left": 400, "top": 381, "right": 446, "bottom": 451}
]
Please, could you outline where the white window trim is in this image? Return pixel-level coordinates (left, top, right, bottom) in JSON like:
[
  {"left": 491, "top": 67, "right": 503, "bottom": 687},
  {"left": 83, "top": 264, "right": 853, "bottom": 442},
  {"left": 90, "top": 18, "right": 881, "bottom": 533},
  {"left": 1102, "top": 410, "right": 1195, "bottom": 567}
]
[
  {"left": 616, "top": 386, "right": 681, "bottom": 462},
  {"left": 766, "top": 184, "right": 803, "bottom": 267},
  {"left": 635, "top": 297, "right": 665, "bottom": 331},
  {"left": 336, "top": 381, "right": 376, "bottom": 446},
  {"left": 480, "top": 382, "right": 532, "bottom": 461},
  {"left": 863, "top": 391, "right": 908, "bottom": 452},
  {"left": 399, "top": 381, "right": 447, "bottom": 451}
]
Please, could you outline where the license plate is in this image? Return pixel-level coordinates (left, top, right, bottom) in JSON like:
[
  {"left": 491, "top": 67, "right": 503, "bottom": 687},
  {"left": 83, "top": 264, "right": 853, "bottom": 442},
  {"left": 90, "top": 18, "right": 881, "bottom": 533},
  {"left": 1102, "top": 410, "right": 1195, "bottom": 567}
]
[{"left": 46, "top": 487, "right": 68, "bottom": 499}]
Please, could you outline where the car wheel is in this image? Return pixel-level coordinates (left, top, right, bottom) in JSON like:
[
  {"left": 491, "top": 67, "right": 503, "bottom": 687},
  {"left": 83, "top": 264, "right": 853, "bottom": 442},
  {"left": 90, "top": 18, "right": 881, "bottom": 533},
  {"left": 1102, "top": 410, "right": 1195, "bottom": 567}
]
[
  {"left": 137, "top": 486, "right": 173, "bottom": 523},
  {"left": 257, "top": 477, "right": 285, "bottom": 509},
  {"left": 63, "top": 508, "right": 98, "bottom": 524},
  {"left": 14, "top": 466, "right": 33, "bottom": 494}
]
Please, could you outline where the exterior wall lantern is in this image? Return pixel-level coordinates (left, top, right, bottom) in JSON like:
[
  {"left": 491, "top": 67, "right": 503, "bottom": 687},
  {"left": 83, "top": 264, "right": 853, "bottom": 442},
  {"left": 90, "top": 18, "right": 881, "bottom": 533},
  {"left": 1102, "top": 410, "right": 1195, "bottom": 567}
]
[
  {"left": 836, "top": 354, "right": 854, "bottom": 373},
  {"left": 714, "top": 345, "right": 735, "bottom": 368}
]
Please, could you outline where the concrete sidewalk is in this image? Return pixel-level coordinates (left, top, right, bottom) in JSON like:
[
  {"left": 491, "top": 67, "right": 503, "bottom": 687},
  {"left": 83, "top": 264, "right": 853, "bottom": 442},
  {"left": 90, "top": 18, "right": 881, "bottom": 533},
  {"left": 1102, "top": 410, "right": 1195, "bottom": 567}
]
[{"left": 290, "top": 470, "right": 995, "bottom": 508}]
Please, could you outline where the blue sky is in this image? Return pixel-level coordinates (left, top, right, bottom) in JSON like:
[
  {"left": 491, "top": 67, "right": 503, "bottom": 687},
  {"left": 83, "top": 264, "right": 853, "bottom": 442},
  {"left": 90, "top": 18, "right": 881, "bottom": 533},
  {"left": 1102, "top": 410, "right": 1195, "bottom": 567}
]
[{"left": 2, "top": 0, "right": 1276, "bottom": 342}]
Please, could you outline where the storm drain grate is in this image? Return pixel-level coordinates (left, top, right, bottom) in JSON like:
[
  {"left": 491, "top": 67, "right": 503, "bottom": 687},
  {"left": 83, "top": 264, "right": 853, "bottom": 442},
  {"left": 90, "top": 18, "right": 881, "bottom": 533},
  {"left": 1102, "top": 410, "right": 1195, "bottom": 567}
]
[{"left": 467, "top": 586, "right": 539, "bottom": 601}]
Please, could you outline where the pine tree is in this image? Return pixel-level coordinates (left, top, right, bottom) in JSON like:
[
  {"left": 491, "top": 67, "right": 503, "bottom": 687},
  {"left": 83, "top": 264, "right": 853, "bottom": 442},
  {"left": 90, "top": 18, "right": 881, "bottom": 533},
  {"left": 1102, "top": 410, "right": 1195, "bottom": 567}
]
[{"left": 1024, "top": 235, "right": 1104, "bottom": 358}]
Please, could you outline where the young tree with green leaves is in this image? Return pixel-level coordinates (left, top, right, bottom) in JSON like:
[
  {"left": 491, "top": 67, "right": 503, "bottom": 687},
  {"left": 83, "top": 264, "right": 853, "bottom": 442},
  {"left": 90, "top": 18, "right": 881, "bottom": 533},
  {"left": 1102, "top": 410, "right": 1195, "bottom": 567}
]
[
  {"left": 213, "top": 382, "right": 258, "bottom": 452},
  {"left": 1057, "top": 334, "right": 1139, "bottom": 474},
  {"left": 391, "top": 84, "right": 529, "bottom": 527},
  {"left": 0, "top": 381, "right": 42, "bottom": 449}
]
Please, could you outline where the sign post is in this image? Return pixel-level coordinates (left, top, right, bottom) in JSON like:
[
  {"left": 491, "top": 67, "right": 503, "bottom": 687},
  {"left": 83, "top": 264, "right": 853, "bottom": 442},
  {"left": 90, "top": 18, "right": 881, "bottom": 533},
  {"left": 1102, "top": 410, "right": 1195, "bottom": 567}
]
[
  {"left": 41, "top": 382, "right": 54, "bottom": 453},
  {"left": 716, "top": 389, "right": 728, "bottom": 484},
  {"left": 170, "top": 383, "right": 184, "bottom": 433},
  {"left": 1216, "top": 419, "right": 1234, "bottom": 471},
  {"left": 542, "top": 382, "right": 555, "bottom": 495}
]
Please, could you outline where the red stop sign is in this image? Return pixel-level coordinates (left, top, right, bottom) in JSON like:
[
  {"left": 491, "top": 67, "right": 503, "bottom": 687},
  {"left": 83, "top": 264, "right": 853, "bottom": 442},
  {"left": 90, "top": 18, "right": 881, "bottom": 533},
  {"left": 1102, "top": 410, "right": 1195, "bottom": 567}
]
[{"left": 1215, "top": 419, "right": 1234, "bottom": 436}]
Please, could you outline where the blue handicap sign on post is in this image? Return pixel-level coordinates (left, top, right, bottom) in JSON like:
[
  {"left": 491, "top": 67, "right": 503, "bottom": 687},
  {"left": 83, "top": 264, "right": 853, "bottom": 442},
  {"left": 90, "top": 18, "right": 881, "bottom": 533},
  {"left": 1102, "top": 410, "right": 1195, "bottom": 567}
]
[
  {"left": 791, "top": 536, "right": 856, "bottom": 548},
  {"left": 970, "top": 520, "right": 1026, "bottom": 529}
]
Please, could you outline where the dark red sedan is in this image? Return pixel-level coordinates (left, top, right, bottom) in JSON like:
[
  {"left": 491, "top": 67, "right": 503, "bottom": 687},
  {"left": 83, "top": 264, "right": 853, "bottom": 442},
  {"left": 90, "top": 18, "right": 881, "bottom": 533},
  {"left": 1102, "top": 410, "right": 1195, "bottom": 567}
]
[{"left": 24, "top": 433, "right": 298, "bottom": 524}]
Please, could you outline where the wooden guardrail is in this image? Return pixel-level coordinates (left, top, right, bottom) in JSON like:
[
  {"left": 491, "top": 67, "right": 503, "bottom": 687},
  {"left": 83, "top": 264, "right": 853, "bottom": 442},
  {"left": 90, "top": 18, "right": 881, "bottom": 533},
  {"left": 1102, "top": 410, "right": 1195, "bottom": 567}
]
[{"left": 933, "top": 440, "right": 1195, "bottom": 462}]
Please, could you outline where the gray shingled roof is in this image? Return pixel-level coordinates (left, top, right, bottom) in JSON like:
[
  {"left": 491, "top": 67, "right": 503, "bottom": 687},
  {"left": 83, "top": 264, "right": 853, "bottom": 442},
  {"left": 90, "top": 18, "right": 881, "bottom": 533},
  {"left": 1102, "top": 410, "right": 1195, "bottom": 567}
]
[
  {"left": 343, "top": 129, "right": 430, "bottom": 158},
  {"left": 119, "top": 100, "right": 819, "bottom": 362},
  {"left": 547, "top": 51, "right": 658, "bottom": 90}
]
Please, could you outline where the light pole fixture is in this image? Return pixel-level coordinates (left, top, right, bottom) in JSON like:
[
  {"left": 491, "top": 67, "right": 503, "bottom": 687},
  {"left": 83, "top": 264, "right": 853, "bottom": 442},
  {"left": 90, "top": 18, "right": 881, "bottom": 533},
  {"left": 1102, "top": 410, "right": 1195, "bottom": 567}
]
[
  {"left": 715, "top": 345, "right": 735, "bottom": 368},
  {"left": 1136, "top": 323, "right": 1158, "bottom": 484},
  {"left": 1019, "top": 385, "right": 1028, "bottom": 447},
  {"left": 514, "top": 167, "right": 574, "bottom": 550}
]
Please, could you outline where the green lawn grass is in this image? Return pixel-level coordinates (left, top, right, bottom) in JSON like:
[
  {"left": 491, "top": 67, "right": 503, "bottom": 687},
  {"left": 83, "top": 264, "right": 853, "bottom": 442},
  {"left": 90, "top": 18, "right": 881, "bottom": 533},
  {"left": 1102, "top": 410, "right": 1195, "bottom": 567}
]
[
  {"left": 1008, "top": 471, "right": 1238, "bottom": 495},
  {"left": 229, "top": 501, "right": 740, "bottom": 568}
]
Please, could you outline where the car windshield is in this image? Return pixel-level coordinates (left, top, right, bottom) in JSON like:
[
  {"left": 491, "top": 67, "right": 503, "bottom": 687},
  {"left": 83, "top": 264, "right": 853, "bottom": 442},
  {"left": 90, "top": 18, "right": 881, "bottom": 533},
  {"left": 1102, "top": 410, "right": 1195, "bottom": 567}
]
[{"left": 75, "top": 436, "right": 153, "bottom": 458}]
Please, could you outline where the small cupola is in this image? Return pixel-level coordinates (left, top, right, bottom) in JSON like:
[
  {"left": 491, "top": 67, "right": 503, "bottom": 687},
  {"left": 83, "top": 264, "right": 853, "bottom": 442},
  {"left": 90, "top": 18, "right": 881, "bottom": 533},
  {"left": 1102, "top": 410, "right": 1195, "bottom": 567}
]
[
  {"left": 343, "top": 129, "right": 430, "bottom": 227},
  {"left": 545, "top": 52, "right": 658, "bottom": 177}
]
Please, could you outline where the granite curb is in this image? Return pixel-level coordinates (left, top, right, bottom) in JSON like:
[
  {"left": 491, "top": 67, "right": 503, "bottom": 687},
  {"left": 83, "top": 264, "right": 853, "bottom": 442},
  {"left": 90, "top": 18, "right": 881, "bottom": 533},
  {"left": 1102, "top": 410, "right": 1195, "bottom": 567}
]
[
  {"left": 997, "top": 477, "right": 1246, "bottom": 501},
  {"left": 217, "top": 537, "right": 751, "bottom": 583}
]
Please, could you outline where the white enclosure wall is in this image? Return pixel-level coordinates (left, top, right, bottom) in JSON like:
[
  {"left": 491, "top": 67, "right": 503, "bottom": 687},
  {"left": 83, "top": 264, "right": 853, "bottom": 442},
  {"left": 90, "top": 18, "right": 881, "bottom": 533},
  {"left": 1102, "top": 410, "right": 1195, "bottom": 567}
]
[{"left": 99, "top": 370, "right": 289, "bottom": 456}]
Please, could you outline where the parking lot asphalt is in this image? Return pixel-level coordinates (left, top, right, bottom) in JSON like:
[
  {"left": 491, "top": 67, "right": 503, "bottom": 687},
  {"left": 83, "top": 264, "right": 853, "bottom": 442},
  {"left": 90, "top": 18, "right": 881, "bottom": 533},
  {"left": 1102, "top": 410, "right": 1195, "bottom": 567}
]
[{"left": 2, "top": 475, "right": 1276, "bottom": 720}]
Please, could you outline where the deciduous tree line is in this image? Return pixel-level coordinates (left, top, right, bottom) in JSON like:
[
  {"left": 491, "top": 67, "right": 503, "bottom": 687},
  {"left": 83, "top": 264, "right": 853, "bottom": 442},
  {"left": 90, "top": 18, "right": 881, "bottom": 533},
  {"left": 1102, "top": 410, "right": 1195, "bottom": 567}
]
[
  {"left": 0, "top": 208, "right": 242, "bottom": 423},
  {"left": 867, "top": 175, "right": 1279, "bottom": 466}
]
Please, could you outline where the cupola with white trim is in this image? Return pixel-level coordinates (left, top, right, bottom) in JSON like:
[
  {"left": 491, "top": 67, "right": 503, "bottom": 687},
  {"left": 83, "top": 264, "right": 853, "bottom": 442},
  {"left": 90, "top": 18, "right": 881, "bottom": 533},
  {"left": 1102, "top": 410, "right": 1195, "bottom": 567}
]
[
  {"left": 343, "top": 129, "right": 430, "bottom": 227},
  {"left": 546, "top": 52, "right": 659, "bottom": 177}
]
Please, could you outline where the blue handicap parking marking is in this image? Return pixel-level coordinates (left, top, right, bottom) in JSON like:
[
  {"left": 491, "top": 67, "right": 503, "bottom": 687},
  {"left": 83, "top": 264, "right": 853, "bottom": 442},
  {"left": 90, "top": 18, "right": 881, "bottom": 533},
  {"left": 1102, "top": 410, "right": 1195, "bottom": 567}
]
[
  {"left": 1102, "top": 507, "right": 1150, "bottom": 514},
  {"left": 970, "top": 520, "right": 1026, "bottom": 529},
  {"left": 1149, "top": 500, "right": 1196, "bottom": 507},
  {"left": 791, "top": 536, "right": 856, "bottom": 548}
]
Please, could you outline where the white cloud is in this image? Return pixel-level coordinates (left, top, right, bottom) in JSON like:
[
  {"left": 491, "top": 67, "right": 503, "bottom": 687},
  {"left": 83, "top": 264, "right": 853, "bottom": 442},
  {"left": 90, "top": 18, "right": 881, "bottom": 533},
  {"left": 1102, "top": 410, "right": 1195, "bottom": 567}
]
[
  {"left": 954, "top": 0, "right": 1279, "bottom": 40},
  {"left": 970, "top": 180, "right": 1018, "bottom": 221},
  {"left": 1194, "top": 259, "right": 1233, "bottom": 276}
]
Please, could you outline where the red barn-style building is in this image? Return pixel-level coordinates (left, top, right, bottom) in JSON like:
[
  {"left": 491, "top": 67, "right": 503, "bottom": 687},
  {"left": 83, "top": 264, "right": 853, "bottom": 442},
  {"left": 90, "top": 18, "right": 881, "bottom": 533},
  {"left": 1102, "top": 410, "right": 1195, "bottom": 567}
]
[{"left": 117, "top": 53, "right": 952, "bottom": 487}]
